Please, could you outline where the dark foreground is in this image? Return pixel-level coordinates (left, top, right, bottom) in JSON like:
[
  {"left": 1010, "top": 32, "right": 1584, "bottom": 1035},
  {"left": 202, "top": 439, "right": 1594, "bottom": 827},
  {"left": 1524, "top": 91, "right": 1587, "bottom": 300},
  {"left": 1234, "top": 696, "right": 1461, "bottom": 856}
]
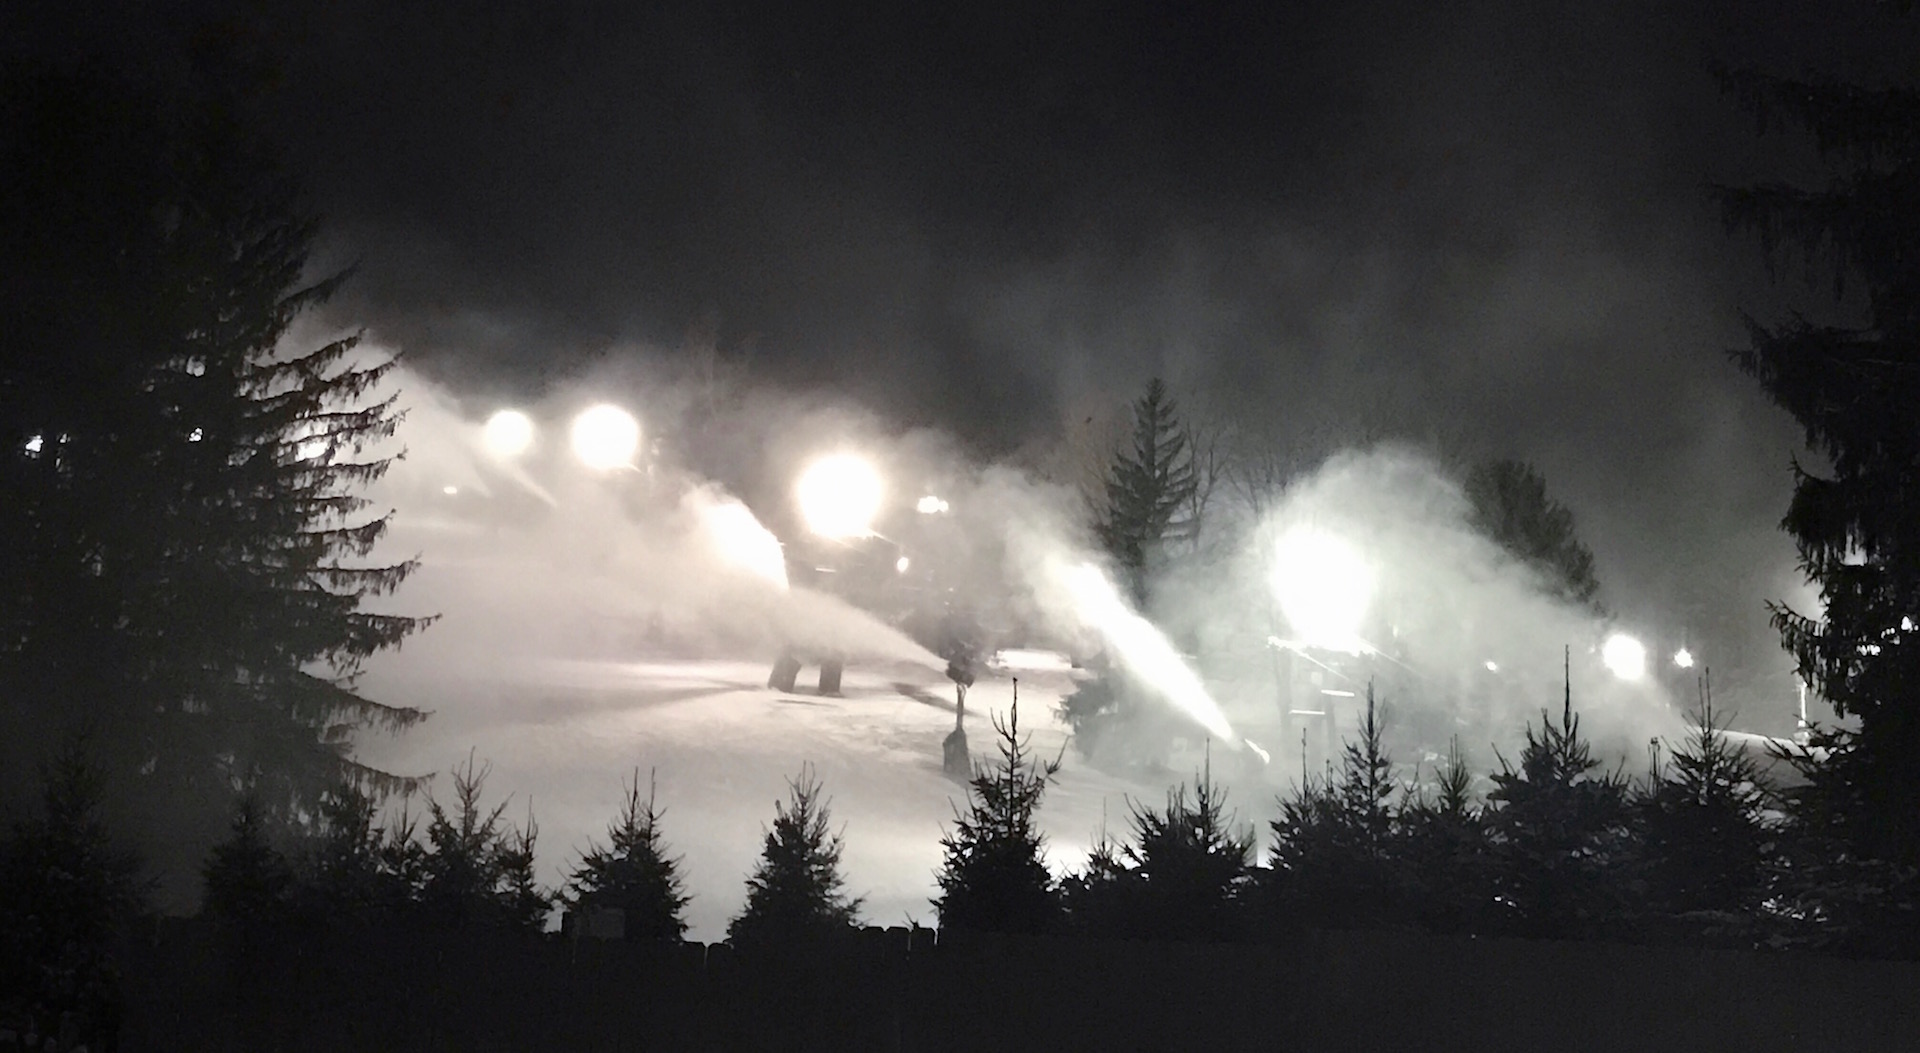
[{"left": 115, "top": 921, "right": 1919, "bottom": 1052}]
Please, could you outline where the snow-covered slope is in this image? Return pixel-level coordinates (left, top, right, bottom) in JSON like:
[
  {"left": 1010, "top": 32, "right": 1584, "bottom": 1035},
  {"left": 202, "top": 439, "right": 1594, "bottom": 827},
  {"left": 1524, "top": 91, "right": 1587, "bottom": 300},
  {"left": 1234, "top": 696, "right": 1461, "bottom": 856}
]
[{"left": 355, "top": 649, "right": 1242, "bottom": 942}]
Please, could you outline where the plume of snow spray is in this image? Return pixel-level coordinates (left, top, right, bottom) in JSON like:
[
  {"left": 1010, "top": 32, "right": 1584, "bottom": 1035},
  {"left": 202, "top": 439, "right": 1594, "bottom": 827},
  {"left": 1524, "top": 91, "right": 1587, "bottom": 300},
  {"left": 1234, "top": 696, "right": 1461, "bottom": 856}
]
[{"left": 1044, "top": 557, "right": 1237, "bottom": 745}]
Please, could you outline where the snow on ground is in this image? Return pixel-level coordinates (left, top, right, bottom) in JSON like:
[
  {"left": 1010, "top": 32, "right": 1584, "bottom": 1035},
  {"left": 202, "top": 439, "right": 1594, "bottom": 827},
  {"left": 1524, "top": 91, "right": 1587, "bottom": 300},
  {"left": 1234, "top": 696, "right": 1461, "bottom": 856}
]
[{"left": 355, "top": 649, "right": 1208, "bottom": 942}]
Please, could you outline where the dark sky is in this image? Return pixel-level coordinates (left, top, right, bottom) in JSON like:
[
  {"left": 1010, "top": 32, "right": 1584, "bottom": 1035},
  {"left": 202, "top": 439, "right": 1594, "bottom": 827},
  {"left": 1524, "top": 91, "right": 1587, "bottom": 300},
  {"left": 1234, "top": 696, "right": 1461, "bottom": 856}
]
[{"left": 13, "top": 0, "right": 1920, "bottom": 711}]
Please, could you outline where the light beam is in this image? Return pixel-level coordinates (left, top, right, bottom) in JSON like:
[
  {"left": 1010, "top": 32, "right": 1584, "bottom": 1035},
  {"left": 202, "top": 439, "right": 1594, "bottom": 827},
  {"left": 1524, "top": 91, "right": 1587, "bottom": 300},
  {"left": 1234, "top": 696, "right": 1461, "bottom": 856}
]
[{"left": 1055, "top": 560, "right": 1235, "bottom": 743}]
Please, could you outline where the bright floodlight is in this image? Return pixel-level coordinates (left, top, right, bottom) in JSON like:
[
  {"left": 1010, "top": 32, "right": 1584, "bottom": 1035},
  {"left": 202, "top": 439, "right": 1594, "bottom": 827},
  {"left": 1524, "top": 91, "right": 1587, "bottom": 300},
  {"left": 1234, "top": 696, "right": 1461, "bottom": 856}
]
[
  {"left": 916, "top": 495, "right": 949, "bottom": 514},
  {"left": 483, "top": 409, "right": 535, "bottom": 459},
  {"left": 1603, "top": 633, "right": 1648, "bottom": 681},
  {"left": 795, "top": 453, "right": 883, "bottom": 539},
  {"left": 1673, "top": 647, "right": 1695, "bottom": 670},
  {"left": 570, "top": 404, "right": 640, "bottom": 470},
  {"left": 1271, "top": 526, "right": 1375, "bottom": 653}
]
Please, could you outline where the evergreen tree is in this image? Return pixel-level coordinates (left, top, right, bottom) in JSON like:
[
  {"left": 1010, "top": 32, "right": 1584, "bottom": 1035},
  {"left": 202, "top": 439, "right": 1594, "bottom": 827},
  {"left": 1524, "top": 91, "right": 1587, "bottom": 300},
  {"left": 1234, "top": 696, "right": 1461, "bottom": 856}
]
[
  {"left": 566, "top": 769, "right": 690, "bottom": 941},
  {"left": 1058, "top": 818, "right": 1134, "bottom": 938},
  {"left": 497, "top": 805, "right": 551, "bottom": 933},
  {"left": 1634, "top": 680, "right": 1772, "bottom": 931},
  {"left": 933, "top": 698, "right": 1064, "bottom": 935},
  {"left": 1263, "top": 685, "right": 1409, "bottom": 931},
  {"left": 1484, "top": 662, "right": 1632, "bottom": 940},
  {"left": 1464, "top": 459, "right": 1603, "bottom": 610},
  {"left": 0, "top": 742, "right": 144, "bottom": 1047},
  {"left": 0, "top": 63, "right": 429, "bottom": 901},
  {"left": 417, "top": 753, "right": 549, "bottom": 931},
  {"left": 202, "top": 790, "right": 294, "bottom": 929},
  {"left": 297, "top": 781, "right": 407, "bottom": 920},
  {"left": 1399, "top": 737, "right": 1490, "bottom": 934},
  {"left": 1115, "top": 758, "right": 1254, "bottom": 941},
  {"left": 1094, "top": 378, "right": 1199, "bottom": 608},
  {"left": 1713, "top": 43, "right": 1920, "bottom": 952},
  {"left": 728, "top": 764, "right": 862, "bottom": 945}
]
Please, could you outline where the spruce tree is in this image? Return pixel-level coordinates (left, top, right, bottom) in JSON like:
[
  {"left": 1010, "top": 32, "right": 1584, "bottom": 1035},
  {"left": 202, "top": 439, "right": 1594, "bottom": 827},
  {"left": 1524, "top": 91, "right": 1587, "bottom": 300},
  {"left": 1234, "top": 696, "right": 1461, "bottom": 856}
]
[
  {"left": 728, "top": 764, "right": 862, "bottom": 945},
  {"left": 1058, "top": 818, "right": 1135, "bottom": 938},
  {"left": 933, "top": 697, "right": 1063, "bottom": 935},
  {"left": 1117, "top": 757, "right": 1254, "bottom": 941},
  {"left": 1093, "top": 378, "right": 1198, "bottom": 608},
  {"left": 202, "top": 790, "right": 294, "bottom": 929},
  {"left": 0, "top": 742, "right": 144, "bottom": 1047},
  {"left": 566, "top": 769, "right": 691, "bottom": 941},
  {"left": 417, "top": 753, "right": 549, "bottom": 931},
  {"left": 298, "top": 781, "right": 403, "bottom": 921},
  {"left": 1264, "top": 685, "right": 1409, "bottom": 931},
  {"left": 1484, "top": 661, "right": 1631, "bottom": 940},
  {"left": 0, "top": 63, "right": 428, "bottom": 900},
  {"left": 1463, "top": 459, "right": 1603, "bottom": 610},
  {"left": 1634, "top": 679, "right": 1772, "bottom": 934},
  {"left": 497, "top": 805, "right": 551, "bottom": 933},
  {"left": 1713, "top": 42, "right": 1920, "bottom": 952},
  {"left": 1399, "top": 738, "right": 1489, "bottom": 934}
]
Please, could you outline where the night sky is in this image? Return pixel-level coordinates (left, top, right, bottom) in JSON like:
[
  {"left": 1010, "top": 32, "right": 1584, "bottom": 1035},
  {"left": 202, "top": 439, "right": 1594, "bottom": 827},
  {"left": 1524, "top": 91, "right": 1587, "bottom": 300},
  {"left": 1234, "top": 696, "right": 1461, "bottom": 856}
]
[{"left": 13, "top": 0, "right": 1920, "bottom": 715}]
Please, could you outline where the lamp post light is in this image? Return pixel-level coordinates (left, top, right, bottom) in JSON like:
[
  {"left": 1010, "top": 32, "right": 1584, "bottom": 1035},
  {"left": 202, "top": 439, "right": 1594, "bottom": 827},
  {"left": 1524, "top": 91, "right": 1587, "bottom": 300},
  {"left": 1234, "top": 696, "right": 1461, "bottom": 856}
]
[{"left": 569, "top": 404, "right": 641, "bottom": 471}]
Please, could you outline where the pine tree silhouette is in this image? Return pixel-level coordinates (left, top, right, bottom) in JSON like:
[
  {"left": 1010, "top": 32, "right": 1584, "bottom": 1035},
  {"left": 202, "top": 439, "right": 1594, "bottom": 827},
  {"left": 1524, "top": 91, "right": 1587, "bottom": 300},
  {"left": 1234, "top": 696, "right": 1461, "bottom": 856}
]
[
  {"left": 1485, "top": 651, "right": 1630, "bottom": 939},
  {"left": 1400, "top": 737, "right": 1489, "bottom": 934},
  {"left": 1118, "top": 750, "right": 1253, "bottom": 941},
  {"left": 728, "top": 764, "right": 862, "bottom": 945},
  {"left": 1059, "top": 808, "right": 1134, "bottom": 937},
  {"left": 298, "top": 781, "right": 406, "bottom": 921},
  {"left": 1634, "top": 675, "right": 1773, "bottom": 939},
  {"left": 417, "top": 752, "right": 549, "bottom": 930},
  {"left": 0, "top": 742, "right": 144, "bottom": 1048},
  {"left": 1264, "top": 683, "right": 1409, "bottom": 931},
  {"left": 567, "top": 769, "right": 691, "bottom": 941},
  {"left": 1094, "top": 378, "right": 1199, "bottom": 608},
  {"left": 0, "top": 67, "right": 431, "bottom": 901},
  {"left": 934, "top": 693, "right": 1063, "bottom": 935},
  {"left": 202, "top": 790, "right": 294, "bottom": 928}
]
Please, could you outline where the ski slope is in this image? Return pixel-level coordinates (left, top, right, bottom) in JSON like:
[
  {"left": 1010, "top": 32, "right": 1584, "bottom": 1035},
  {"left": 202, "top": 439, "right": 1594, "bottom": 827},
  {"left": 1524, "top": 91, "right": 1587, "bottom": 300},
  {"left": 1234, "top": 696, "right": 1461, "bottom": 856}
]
[{"left": 355, "top": 648, "right": 1248, "bottom": 942}]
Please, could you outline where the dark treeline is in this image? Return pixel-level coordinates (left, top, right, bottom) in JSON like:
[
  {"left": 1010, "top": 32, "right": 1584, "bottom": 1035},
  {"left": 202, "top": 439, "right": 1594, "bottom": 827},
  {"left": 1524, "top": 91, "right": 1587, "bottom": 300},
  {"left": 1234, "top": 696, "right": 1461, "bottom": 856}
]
[
  {"left": 8, "top": 6, "right": 1920, "bottom": 1052},
  {"left": 0, "top": 677, "right": 1904, "bottom": 1047}
]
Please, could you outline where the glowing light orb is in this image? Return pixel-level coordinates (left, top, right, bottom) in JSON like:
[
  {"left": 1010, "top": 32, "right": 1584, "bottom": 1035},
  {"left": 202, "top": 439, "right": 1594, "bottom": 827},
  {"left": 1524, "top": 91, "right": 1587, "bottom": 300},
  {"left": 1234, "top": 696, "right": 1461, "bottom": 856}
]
[
  {"left": 1485, "top": 660, "right": 1500, "bottom": 673},
  {"left": 795, "top": 453, "right": 883, "bottom": 539},
  {"left": 442, "top": 485, "right": 459, "bottom": 496},
  {"left": 1271, "top": 527, "right": 1375, "bottom": 653},
  {"left": 24, "top": 435, "right": 43, "bottom": 454},
  {"left": 916, "top": 495, "right": 949, "bottom": 514},
  {"left": 570, "top": 404, "right": 640, "bottom": 470},
  {"left": 1672, "top": 647, "right": 1695, "bottom": 670},
  {"left": 895, "top": 555, "right": 911, "bottom": 574},
  {"left": 1603, "top": 633, "right": 1647, "bottom": 681},
  {"left": 699, "top": 497, "right": 789, "bottom": 589},
  {"left": 1056, "top": 560, "right": 1235, "bottom": 742},
  {"left": 483, "top": 409, "right": 535, "bottom": 459}
]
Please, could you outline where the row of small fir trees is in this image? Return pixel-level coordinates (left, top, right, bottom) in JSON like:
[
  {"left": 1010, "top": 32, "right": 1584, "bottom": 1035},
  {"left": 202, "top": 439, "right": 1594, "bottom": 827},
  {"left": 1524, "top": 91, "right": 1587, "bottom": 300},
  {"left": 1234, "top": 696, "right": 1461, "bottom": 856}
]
[
  {"left": 194, "top": 672, "right": 1831, "bottom": 954},
  {"left": 4, "top": 670, "right": 1907, "bottom": 1045}
]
